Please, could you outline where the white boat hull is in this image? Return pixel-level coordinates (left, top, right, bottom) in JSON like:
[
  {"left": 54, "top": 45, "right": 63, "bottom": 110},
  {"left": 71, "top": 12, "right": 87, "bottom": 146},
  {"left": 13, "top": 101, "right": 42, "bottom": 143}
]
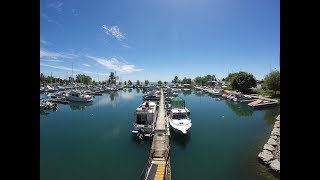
[
  {"left": 66, "top": 96, "right": 93, "bottom": 102},
  {"left": 169, "top": 120, "right": 192, "bottom": 134}
]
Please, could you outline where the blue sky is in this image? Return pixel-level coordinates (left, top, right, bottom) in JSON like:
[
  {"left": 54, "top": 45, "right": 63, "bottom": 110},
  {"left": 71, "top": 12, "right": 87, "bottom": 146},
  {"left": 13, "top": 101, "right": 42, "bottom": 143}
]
[{"left": 40, "top": 0, "right": 279, "bottom": 82}]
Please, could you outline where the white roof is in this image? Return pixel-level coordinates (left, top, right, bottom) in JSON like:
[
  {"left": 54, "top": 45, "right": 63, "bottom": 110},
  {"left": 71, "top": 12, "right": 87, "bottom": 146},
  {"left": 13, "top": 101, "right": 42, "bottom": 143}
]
[{"left": 171, "top": 108, "right": 187, "bottom": 113}]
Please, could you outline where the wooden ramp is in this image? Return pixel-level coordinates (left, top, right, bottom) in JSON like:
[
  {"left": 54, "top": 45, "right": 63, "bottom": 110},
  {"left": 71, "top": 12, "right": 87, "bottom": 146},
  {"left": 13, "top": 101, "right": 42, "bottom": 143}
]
[
  {"left": 248, "top": 99, "right": 262, "bottom": 106},
  {"left": 141, "top": 88, "right": 171, "bottom": 180}
]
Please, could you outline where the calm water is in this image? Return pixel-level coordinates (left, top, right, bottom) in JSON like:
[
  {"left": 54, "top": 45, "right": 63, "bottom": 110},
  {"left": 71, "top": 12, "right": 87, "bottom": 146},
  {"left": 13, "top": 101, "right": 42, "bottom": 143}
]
[{"left": 40, "top": 89, "right": 280, "bottom": 180}]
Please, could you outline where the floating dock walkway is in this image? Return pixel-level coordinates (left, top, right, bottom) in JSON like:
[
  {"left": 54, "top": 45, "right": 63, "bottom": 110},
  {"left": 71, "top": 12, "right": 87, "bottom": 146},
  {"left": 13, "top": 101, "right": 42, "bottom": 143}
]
[
  {"left": 248, "top": 95, "right": 279, "bottom": 108},
  {"left": 140, "top": 88, "right": 171, "bottom": 180}
]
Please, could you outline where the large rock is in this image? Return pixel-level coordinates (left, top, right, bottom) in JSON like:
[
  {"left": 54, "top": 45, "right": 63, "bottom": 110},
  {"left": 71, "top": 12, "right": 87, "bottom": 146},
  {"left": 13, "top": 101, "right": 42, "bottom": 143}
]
[
  {"left": 274, "top": 121, "right": 280, "bottom": 128},
  {"left": 276, "top": 115, "right": 280, "bottom": 121},
  {"left": 269, "top": 159, "right": 280, "bottom": 172},
  {"left": 258, "top": 150, "right": 274, "bottom": 163},
  {"left": 264, "top": 144, "right": 275, "bottom": 151},
  {"left": 270, "top": 135, "right": 278, "bottom": 140},
  {"left": 267, "top": 138, "right": 278, "bottom": 146},
  {"left": 271, "top": 128, "right": 280, "bottom": 136}
]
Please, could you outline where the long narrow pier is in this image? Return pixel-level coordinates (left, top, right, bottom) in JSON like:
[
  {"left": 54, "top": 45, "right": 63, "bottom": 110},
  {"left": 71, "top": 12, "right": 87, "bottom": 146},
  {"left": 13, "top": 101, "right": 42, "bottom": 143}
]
[{"left": 142, "top": 88, "right": 171, "bottom": 180}]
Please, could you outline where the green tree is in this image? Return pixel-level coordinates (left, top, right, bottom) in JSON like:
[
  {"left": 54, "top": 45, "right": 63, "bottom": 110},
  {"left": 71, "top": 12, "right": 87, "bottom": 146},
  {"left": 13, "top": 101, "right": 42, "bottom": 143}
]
[
  {"left": 194, "top": 76, "right": 203, "bottom": 85},
  {"left": 164, "top": 81, "right": 167, "bottom": 85},
  {"left": 225, "top": 73, "right": 237, "bottom": 82},
  {"left": 136, "top": 80, "right": 140, "bottom": 86},
  {"left": 264, "top": 70, "right": 280, "bottom": 94},
  {"left": 212, "top": 75, "right": 217, "bottom": 81},
  {"left": 128, "top": 80, "right": 132, "bottom": 85},
  {"left": 158, "top": 80, "right": 162, "bottom": 85},
  {"left": 172, "top": 76, "right": 178, "bottom": 84},
  {"left": 145, "top": 80, "right": 149, "bottom": 86},
  {"left": 68, "top": 76, "right": 74, "bottom": 83},
  {"left": 230, "top": 72, "right": 256, "bottom": 93},
  {"left": 118, "top": 81, "right": 122, "bottom": 85},
  {"left": 75, "top": 74, "right": 92, "bottom": 84},
  {"left": 108, "top": 72, "right": 116, "bottom": 85},
  {"left": 180, "top": 77, "right": 192, "bottom": 84},
  {"left": 124, "top": 81, "right": 127, "bottom": 85},
  {"left": 40, "top": 73, "right": 45, "bottom": 83}
]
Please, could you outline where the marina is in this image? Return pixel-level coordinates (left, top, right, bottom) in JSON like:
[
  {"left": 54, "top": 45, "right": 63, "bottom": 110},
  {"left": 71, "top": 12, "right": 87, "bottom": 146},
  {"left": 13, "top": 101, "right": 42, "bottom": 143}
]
[{"left": 40, "top": 88, "right": 279, "bottom": 180}]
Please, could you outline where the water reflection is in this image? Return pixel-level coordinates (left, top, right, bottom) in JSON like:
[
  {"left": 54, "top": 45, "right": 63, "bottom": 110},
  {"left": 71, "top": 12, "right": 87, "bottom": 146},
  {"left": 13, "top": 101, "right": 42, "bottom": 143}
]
[
  {"left": 182, "top": 89, "right": 192, "bottom": 96},
  {"left": 193, "top": 91, "right": 205, "bottom": 97},
  {"left": 209, "top": 96, "right": 223, "bottom": 101},
  {"left": 225, "top": 100, "right": 254, "bottom": 117},
  {"left": 40, "top": 109, "right": 57, "bottom": 116},
  {"left": 128, "top": 88, "right": 133, "bottom": 93},
  {"left": 136, "top": 88, "right": 140, "bottom": 94},
  {"left": 170, "top": 131, "right": 191, "bottom": 150},
  {"left": 263, "top": 108, "right": 280, "bottom": 126},
  {"left": 69, "top": 101, "right": 93, "bottom": 111},
  {"left": 109, "top": 92, "right": 119, "bottom": 101}
]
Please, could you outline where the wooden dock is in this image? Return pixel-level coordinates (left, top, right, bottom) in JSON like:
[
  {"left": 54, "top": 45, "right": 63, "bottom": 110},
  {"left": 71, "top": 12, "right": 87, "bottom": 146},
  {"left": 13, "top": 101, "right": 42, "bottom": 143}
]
[
  {"left": 140, "top": 88, "right": 171, "bottom": 180},
  {"left": 247, "top": 96, "right": 279, "bottom": 108}
]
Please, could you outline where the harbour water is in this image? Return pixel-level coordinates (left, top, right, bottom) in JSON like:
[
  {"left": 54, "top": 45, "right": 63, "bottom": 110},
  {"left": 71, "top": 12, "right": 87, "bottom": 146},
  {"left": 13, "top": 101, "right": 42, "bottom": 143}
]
[{"left": 40, "top": 89, "right": 279, "bottom": 180}]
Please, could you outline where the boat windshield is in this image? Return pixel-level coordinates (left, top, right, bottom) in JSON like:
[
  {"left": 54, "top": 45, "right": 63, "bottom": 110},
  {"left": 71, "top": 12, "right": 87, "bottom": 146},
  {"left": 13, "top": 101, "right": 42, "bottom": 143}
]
[{"left": 172, "top": 113, "right": 187, "bottom": 120}]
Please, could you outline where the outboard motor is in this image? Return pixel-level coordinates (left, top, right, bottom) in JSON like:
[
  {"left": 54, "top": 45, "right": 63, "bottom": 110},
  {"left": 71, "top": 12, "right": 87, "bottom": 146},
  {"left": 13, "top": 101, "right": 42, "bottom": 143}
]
[{"left": 137, "top": 128, "right": 145, "bottom": 140}]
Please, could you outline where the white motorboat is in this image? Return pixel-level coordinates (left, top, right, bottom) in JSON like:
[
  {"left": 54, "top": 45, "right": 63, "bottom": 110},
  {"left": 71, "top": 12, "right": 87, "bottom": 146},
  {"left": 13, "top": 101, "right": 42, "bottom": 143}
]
[
  {"left": 169, "top": 108, "right": 192, "bottom": 134},
  {"left": 66, "top": 90, "right": 93, "bottom": 102},
  {"left": 40, "top": 99, "right": 58, "bottom": 110}
]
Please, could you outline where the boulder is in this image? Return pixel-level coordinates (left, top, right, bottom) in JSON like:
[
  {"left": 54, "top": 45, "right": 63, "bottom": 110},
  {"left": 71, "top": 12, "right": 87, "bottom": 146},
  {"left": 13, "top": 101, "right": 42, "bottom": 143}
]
[
  {"left": 271, "top": 128, "right": 280, "bottom": 136},
  {"left": 274, "top": 121, "right": 280, "bottom": 128},
  {"left": 258, "top": 150, "right": 274, "bottom": 163},
  {"left": 269, "top": 159, "right": 280, "bottom": 172},
  {"left": 267, "top": 138, "right": 278, "bottom": 146},
  {"left": 270, "top": 135, "right": 278, "bottom": 140},
  {"left": 263, "top": 144, "right": 275, "bottom": 151}
]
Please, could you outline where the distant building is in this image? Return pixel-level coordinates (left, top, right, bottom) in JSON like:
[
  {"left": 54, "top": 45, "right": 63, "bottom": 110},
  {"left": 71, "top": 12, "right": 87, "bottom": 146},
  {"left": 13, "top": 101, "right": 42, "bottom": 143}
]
[
  {"left": 206, "top": 81, "right": 217, "bottom": 86},
  {"left": 221, "top": 81, "right": 231, "bottom": 86},
  {"left": 255, "top": 80, "right": 264, "bottom": 89}
]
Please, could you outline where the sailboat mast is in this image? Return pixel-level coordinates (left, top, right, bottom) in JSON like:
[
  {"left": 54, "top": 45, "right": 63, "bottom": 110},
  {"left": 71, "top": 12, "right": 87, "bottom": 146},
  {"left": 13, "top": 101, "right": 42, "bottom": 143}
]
[{"left": 72, "top": 63, "right": 73, "bottom": 83}]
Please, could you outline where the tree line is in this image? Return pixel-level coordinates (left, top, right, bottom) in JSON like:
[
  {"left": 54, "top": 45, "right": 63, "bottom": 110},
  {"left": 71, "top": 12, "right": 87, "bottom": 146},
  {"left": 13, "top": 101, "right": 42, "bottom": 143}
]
[{"left": 40, "top": 70, "right": 280, "bottom": 94}]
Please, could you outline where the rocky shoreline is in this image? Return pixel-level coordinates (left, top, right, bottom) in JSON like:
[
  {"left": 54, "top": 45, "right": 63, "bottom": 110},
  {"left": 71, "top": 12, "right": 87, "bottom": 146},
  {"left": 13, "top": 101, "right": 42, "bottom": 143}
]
[{"left": 258, "top": 114, "right": 280, "bottom": 174}]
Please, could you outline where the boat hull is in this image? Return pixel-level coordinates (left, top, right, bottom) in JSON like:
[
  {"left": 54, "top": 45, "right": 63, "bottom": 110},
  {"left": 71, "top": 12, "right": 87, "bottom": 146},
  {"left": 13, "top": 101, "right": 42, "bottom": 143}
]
[
  {"left": 66, "top": 96, "right": 93, "bottom": 102},
  {"left": 169, "top": 120, "right": 192, "bottom": 134}
]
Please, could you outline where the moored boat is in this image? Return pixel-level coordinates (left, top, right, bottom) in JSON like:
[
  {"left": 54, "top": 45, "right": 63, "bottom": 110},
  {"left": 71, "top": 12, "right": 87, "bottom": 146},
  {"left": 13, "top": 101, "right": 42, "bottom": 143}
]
[
  {"left": 132, "top": 101, "right": 158, "bottom": 138},
  {"left": 169, "top": 108, "right": 192, "bottom": 134}
]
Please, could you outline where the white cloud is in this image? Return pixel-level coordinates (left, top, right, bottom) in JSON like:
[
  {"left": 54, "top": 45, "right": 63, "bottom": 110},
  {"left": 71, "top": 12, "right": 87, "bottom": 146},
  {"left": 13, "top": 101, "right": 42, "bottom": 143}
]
[
  {"left": 43, "top": 59, "right": 64, "bottom": 62},
  {"left": 40, "top": 39, "right": 48, "bottom": 45},
  {"left": 40, "top": 63, "right": 108, "bottom": 76},
  {"left": 82, "top": 63, "right": 91, "bottom": 67},
  {"left": 87, "top": 55, "right": 143, "bottom": 73},
  {"left": 48, "top": 1, "right": 64, "bottom": 12},
  {"left": 40, "top": 49, "right": 77, "bottom": 59},
  {"left": 122, "top": 44, "right": 131, "bottom": 48},
  {"left": 102, "top": 25, "right": 125, "bottom": 41},
  {"left": 41, "top": 13, "right": 62, "bottom": 26}
]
